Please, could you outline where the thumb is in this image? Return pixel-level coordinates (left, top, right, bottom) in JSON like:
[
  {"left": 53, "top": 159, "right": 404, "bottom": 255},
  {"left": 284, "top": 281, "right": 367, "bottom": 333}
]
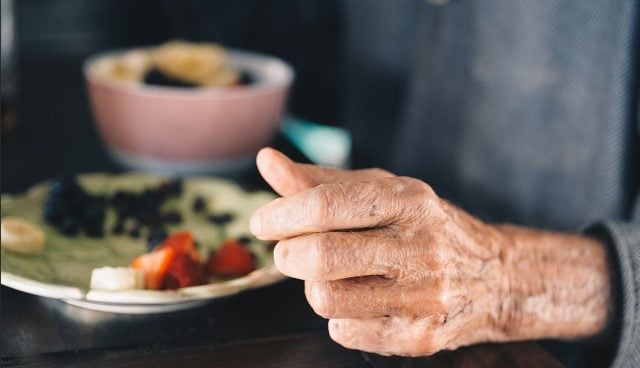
[{"left": 256, "top": 147, "right": 394, "bottom": 197}]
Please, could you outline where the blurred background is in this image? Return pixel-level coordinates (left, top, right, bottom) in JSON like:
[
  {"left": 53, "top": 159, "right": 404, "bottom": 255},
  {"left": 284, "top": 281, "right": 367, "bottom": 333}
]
[{"left": 1, "top": 0, "right": 421, "bottom": 192}]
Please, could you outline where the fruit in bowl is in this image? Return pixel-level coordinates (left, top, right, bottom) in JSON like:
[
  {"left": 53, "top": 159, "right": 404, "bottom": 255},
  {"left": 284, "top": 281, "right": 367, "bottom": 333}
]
[{"left": 84, "top": 41, "right": 294, "bottom": 175}]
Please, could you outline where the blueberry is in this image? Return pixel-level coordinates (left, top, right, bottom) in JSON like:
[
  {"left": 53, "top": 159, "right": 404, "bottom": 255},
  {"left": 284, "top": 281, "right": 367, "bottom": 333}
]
[
  {"left": 161, "top": 211, "right": 182, "bottom": 224},
  {"left": 112, "top": 220, "right": 125, "bottom": 235},
  {"left": 155, "top": 182, "right": 171, "bottom": 200},
  {"left": 70, "top": 190, "right": 90, "bottom": 209},
  {"left": 114, "top": 202, "right": 132, "bottom": 218},
  {"left": 49, "top": 176, "right": 79, "bottom": 199},
  {"left": 111, "top": 191, "right": 132, "bottom": 206},
  {"left": 237, "top": 236, "right": 252, "bottom": 245},
  {"left": 84, "top": 201, "right": 106, "bottom": 219},
  {"left": 86, "top": 223, "right": 104, "bottom": 237},
  {"left": 167, "top": 179, "right": 183, "bottom": 197},
  {"left": 129, "top": 225, "right": 141, "bottom": 238},
  {"left": 143, "top": 68, "right": 198, "bottom": 88},
  {"left": 207, "top": 213, "right": 234, "bottom": 225},
  {"left": 60, "top": 216, "right": 80, "bottom": 236},
  {"left": 43, "top": 197, "right": 67, "bottom": 223},
  {"left": 147, "top": 228, "right": 168, "bottom": 250},
  {"left": 192, "top": 196, "right": 206, "bottom": 212},
  {"left": 238, "top": 70, "right": 255, "bottom": 85}
]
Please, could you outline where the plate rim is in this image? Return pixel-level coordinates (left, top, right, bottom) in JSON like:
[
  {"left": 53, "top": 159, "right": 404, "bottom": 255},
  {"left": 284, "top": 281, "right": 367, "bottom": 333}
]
[{"left": 1, "top": 172, "right": 284, "bottom": 310}]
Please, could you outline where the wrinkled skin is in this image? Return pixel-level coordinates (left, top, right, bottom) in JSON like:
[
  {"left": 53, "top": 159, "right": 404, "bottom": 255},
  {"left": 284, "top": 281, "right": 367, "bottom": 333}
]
[{"left": 251, "top": 148, "right": 613, "bottom": 356}]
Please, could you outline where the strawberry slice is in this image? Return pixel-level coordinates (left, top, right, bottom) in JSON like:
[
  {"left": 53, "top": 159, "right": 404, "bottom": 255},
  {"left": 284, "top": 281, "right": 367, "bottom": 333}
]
[
  {"left": 131, "top": 246, "right": 176, "bottom": 290},
  {"left": 163, "top": 253, "right": 207, "bottom": 289},
  {"left": 206, "top": 239, "right": 256, "bottom": 277},
  {"left": 157, "top": 231, "right": 201, "bottom": 263}
]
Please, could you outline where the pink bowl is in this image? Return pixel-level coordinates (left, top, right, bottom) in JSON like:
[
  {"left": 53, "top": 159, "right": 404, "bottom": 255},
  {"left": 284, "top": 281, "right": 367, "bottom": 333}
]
[{"left": 84, "top": 48, "right": 294, "bottom": 174}]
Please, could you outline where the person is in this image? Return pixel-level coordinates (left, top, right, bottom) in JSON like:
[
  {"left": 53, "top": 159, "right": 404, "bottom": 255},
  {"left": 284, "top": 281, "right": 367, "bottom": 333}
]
[{"left": 248, "top": 1, "right": 640, "bottom": 367}]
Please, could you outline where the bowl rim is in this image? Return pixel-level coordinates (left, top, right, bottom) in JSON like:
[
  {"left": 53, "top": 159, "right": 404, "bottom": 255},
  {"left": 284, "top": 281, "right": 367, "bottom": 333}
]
[{"left": 83, "top": 46, "right": 295, "bottom": 98}]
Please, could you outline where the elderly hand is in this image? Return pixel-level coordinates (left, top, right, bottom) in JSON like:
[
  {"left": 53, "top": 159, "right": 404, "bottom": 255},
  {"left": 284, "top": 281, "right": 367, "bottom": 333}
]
[{"left": 251, "top": 148, "right": 613, "bottom": 356}]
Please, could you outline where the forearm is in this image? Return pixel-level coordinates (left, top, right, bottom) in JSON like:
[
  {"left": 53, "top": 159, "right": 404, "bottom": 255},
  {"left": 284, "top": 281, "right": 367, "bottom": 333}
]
[{"left": 489, "top": 224, "right": 614, "bottom": 342}]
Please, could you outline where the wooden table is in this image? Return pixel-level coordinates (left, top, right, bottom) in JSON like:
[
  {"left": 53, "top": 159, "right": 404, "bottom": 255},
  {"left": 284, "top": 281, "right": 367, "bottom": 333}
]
[{"left": 0, "top": 285, "right": 564, "bottom": 368}]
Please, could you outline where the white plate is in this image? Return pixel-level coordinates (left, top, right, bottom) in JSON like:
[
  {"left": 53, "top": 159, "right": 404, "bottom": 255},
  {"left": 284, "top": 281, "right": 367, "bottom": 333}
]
[{"left": 1, "top": 173, "right": 284, "bottom": 313}]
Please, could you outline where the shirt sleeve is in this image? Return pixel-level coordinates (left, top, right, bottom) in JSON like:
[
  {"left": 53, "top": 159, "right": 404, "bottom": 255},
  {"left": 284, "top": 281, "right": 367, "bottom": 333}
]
[{"left": 586, "top": 218, "right": 640, "bottom": 368}]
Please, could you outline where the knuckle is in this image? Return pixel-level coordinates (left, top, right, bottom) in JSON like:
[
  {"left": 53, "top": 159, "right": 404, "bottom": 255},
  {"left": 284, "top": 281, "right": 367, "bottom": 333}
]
[
  {"left": 393, "top": 177, "right": 438, "bottom": 219},
  {"left": 370, "top": 167, "right": 394, "bottom": 178},
  {"left": 309, "top": 185, "right": 337, "bottom": 231},
  {"left": 397, "top": 176, "right": 435, "bottom": 199},
  {"left": 305, "top": 235, "right": 333, "bottom": 279},
  {"left": 409, "top": 177, "right": 436, "bottom": 199}
]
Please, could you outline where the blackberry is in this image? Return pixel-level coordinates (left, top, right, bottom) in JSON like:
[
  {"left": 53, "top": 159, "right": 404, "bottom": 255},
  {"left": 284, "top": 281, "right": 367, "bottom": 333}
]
[{"left": 43, "top": 197, "right": 67, "bottom": 223}]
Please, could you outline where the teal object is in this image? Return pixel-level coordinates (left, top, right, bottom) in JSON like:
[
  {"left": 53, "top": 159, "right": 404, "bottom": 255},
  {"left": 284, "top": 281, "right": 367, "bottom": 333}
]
[{"left": 281, "top": 117, "right": 351, "bottom": 168}]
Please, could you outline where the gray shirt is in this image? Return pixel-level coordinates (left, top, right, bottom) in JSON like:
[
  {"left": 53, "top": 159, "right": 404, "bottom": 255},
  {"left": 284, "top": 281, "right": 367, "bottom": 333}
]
[{"left": 343, "top": 0, "right": 639, "bottom": 366}]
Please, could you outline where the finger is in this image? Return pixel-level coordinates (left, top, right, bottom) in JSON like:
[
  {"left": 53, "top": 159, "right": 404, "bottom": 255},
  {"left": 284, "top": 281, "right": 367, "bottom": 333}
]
[
  {"left": 305, "top": 278, "right": 447, "bottom": 319},
  {"left": 274, "top": 229, "right": 449, "bottom": 281},
  {"left": 256, "top": 147, "right": 393, "bottom": 197},
  {"left": 250, "top": 177, "right": 413, "bottom": 240},
  {"left": 273, "top": 230, "right": 397, "bottom": 281},
  {"left": 328, "top": 317, "right": 446, "bottom": 357}
]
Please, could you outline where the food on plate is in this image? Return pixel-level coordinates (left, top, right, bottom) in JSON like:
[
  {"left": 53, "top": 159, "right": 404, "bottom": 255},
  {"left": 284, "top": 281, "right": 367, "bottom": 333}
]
[
  {"left": 43, "top": 176, "right": 106, "bottom": 237},
  {"left": 90, "top": 267, "right": 144, "bottom": 291},
  {"left": 91, "top": 40, "right": 255, "bottom": 88},
  {"left": 1, "top": 173, "right": 278, "bottom": 296},
  {"left": 0, "top": 216, "right": 46, "bottom": 254},
  {"left": 163, "top": 253, "right": 208, "bottom": 290},
  {"left": 132, "top": 231, "right": 256, "bottom": 290},
  {"left": 131, "top": 245, "right": 177, "bottom": 290},
  {"left": 206, "top": 239, "right": 256, "bottom": 277},
  {"left": 154, "top": 231, "right": 200, "bottom": 262},
  {"left": 108, "top": 178, "right": 183, "bottom": 238},
  {"left": 131, "top": 232, "right": 201, "bottom": 289}
]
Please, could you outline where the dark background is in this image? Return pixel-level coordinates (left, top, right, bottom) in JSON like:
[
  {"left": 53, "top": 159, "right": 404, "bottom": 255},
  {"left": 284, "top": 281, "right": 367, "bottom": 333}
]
[
  {"left": 1, "top": 0, "right": 421, "bottom": 194},
  {"left": 2, "top": 0, "right": 343, "bottom": 193}
]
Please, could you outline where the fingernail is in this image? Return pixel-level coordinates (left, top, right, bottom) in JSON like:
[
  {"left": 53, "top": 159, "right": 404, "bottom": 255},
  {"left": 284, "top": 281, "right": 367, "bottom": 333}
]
[{"left": 250, "top": 214, "right": 262, "bottom": 236}]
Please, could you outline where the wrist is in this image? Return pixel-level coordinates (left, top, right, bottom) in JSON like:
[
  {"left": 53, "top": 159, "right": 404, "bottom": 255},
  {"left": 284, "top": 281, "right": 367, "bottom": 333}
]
[{"left": 486, "top": 224, "right": 614, "bottom": 342}]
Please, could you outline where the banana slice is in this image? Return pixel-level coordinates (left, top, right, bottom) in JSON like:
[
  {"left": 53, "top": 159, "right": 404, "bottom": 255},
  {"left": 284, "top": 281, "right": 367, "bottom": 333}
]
[
  {"left": 152, "top": 41, "right": 236, "bottom": 86},
  {"left": 90, "top": 267, "right": 145, "bottom": 291},
  {"left": 1, "top": 217, "right": 46, "bottom": 254}
]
